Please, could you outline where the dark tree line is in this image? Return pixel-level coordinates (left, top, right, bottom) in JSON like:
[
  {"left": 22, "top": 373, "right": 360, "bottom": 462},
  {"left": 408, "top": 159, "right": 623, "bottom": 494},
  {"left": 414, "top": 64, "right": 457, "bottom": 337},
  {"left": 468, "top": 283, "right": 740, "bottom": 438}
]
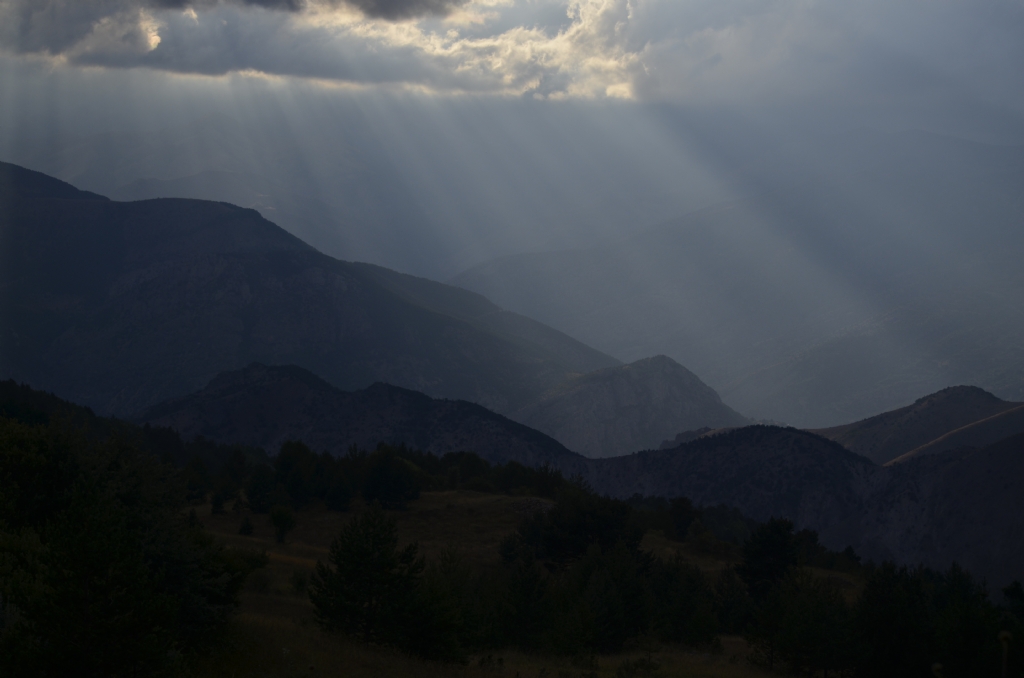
[
  {"left": 172, "top": 437, "right": 574, "bottom": 517},
  {"left": 0, "top": 417, "right": 266, "bottom": 677},
  {"left": 309, "top": 487, "right": 1024, "bottom": 677}
]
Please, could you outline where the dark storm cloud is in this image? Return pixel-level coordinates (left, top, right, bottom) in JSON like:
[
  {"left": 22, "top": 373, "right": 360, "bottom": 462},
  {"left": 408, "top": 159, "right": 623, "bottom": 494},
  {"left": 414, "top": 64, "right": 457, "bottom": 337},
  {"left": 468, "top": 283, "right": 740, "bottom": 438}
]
[
  {"left": 0, "top": 0, "right": 464, "bottom": 57},
  {"left": 340, "top": 0, "right": 467, "bottom": 21}
]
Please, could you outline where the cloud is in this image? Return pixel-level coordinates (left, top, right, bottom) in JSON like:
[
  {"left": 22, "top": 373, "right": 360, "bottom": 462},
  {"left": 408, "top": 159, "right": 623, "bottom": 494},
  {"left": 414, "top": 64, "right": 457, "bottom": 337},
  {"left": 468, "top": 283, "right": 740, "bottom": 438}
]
[
  {"left": 340, "top": 0, "right": 469, "bottom": 21},
  {"left": 1, "top": 0, "right": 1023, "bottom": 115}
]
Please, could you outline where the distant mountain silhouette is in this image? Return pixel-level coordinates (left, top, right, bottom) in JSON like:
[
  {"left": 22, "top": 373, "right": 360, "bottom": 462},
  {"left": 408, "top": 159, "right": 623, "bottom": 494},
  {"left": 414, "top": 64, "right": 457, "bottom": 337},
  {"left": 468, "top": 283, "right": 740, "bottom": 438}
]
[
  {"left": 0, "top": 161, "right": 617, "bottom": 417},
  {"left": 514, "top": 355, "right": 749, "bottom": 458},
  {"left": 137, "top": 363, "right": 588, "bottom": 473},
  {"left": 453, "top": 132, "right": 1024, "bottom": 427},
  {"left": 813, "top": 385, "right": 1023, "bottom": 465}
]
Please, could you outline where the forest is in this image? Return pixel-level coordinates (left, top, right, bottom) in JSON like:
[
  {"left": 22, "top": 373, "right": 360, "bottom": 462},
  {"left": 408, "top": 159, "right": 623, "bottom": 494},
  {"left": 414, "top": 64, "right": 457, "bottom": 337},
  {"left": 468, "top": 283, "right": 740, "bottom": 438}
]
[{"left": 1, "top": 382, "right": 1022, "bottom": 677}]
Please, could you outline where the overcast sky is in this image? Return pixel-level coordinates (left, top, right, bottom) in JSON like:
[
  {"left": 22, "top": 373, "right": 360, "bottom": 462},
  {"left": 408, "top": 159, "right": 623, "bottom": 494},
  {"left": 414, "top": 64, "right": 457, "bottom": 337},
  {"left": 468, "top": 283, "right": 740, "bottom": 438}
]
[{"left": 1, "top": 0, "right": 1022, "bottom": 125}]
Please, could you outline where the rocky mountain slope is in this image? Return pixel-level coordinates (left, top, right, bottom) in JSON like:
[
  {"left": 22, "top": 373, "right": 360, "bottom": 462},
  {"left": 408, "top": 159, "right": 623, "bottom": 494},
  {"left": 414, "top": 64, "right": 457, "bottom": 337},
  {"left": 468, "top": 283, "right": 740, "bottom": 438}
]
[
  {"left": 514, "top": 355, "right": 749, "bottom": 457},
  {"left": 0, "top": 161, "right": 617, "bottom": 417},
  {"left": 138, "top": 363, "right": 589, "bottom": 473},
  {"left": 813, "top": 385, "right": 1024, "bottom": 465}
]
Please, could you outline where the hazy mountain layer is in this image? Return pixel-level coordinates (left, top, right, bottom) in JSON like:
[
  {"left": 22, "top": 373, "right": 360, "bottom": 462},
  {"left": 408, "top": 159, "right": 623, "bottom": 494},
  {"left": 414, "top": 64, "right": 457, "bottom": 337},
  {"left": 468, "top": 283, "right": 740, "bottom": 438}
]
[
  {"left": 514, "top": 355, "right": 749, "bottom": 458},
  {"left": 812, "top": 385, "right": 1023, "bottom": 465},
  {"left": 453, "top": 131, "right": 1024, "bottom": 427},
  {"left": 0, "top": 162, "right": 617, "bottom": 417},
  {"left": 138, "top": 363, "right": 589, "bottom": 473}
]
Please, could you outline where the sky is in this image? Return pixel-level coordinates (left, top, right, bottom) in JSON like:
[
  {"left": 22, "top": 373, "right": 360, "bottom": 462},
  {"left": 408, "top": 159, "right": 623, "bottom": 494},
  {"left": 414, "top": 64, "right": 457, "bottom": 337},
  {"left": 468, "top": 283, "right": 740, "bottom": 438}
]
[
  {"left": 2, "top": 0, "right": 1024, "bottom": 424},
  {"left": 1, "top": 0, "right": 1023, "bottom": 124}
]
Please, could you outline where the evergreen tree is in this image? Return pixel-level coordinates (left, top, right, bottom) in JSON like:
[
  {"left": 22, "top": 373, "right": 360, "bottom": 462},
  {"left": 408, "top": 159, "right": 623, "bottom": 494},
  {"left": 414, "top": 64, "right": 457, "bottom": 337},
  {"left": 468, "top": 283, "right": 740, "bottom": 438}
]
[
  {"left": 738, "top": 518, "right": 798, "bottom": 601},
  {"left": 309, "top": 503, "right": 423, "bottom": 643}
]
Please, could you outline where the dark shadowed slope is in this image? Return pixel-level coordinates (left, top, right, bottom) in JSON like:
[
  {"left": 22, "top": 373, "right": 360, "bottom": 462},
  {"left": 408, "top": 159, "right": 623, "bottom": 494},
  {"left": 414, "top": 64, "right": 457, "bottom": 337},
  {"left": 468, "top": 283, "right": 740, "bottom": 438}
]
[
  {"left": 587, "top": 426, "right": 874, "bottom": 548},
  {"left": 813, "top": 385, "right": 1023, "bottom": 465},
  {"left": 861, "top": 432, "right": 1024, "bottom": 588},
  {"left": 0, "top": 162, "right": 617, "bottom": 417},
  {"left": 587, "top": 424, "right": 1024, "bottom": 587},
  {"left": 514, "top": 355, "right": 749, "bottom": 458},
  {"left": 886, "top": 403, "right": 1024, "bottom": 465},
  {"left": 137, "top": 363, "right": 590, "bottom": 473}
]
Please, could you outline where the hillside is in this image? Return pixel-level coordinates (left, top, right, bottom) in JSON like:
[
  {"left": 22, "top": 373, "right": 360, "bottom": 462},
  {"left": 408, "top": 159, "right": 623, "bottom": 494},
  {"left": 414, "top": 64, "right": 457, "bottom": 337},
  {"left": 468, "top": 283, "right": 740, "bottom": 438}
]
[
  {"left": 813, "top": 385, "right": 1023, "bottom": 465},
  {"left": 452, "top": 132, "right": 1024, "bottom": 427},
  {"left": 587, "top": 427, "right": 874, "bottom": 548},
  {"left": 584, "top": 425, "right": 1024, "bottom": 588},
  {"left": 0, "top": 161, "right": 617, "bottom": 417},
  {"left": 141, "top": 363, "right": 1024, "bottom": 587},
  {"left": 861, "top": 433, "right": 1024, "bottom": 588},
  {"left": 886, "top": 403, "right": 1024, "bottom": 465},
  {"left": 514, "top": 355, "right": 749, "bottom": 458},
  {"left": 138, "top": 363, "right": 589, "bottom": 473}
]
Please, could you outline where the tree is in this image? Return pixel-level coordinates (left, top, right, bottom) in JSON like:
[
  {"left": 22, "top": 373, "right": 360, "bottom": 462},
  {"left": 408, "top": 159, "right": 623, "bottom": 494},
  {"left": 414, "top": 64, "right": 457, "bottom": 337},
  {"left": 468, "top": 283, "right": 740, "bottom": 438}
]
[
  {"left": 669, "top": 497, "right": 699, "bottom": 539},
  {"left": 0, "top": 418, "right": 253, "bottom": 676},
  {"left": 738, "top": 518, "right": 798, "bottom": 601},
  {"left": 308, "top": 503, "right": 423, "bottom": 643},
  {"left": 245, "top": 464, "right": 277, "bottom": 513},
  {"left": 750, "top": 571, "right": 851, "bottom": 675},
  {"left": 362, "top": 447, "right": 420, "bottom": 509},
  {"left": 275, "top": 441, "right": 318, "bottom": 508},
  {"left": 855, "top": 563, "right": 934, "bottom": 678},
  {"left": 270, "top": 504, "right": 296, "bottom": 543}
]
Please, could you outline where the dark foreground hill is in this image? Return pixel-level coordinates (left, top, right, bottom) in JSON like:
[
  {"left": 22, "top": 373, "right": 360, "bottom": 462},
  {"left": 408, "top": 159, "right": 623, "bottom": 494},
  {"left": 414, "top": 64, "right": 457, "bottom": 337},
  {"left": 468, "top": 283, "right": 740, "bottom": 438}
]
[
  {"left": 513, "top": 355, "right": 749, "bottom": 458},
  {"left": 0, "top": 161, "right": 617, "bottom": 417},
  {"left": 813, "top": 385, "right": 1024, "bottom": 464},
  {"left": 138, "top": 363, "right": 590, "bottom": 474}
]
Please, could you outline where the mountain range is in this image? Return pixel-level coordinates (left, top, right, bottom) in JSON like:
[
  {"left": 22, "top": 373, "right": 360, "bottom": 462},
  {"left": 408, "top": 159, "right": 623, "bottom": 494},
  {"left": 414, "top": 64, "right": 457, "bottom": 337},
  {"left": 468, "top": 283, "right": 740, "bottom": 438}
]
[
  {"left": 0, "top": 161, "right": 736, "bottom": 457},
  {"left": 453, "top": 131, "right": 1024, "bottom": 427},
  {"left": 3, "top": 159, "right": 1023, "bottom": 587},
  {"left": 137, "top": 362, "right": 1024, "bottom": 587}
]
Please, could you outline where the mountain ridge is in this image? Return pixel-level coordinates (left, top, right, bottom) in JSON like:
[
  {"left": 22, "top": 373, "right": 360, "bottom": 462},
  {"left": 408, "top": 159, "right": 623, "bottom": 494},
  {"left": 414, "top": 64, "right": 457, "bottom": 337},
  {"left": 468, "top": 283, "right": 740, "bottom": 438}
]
[
  {"left": 813, "top": 385, "right": 1023, "bottom": 464},
  {"left": 0, "top": 161, "right": 618, "bottom": 418}
]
